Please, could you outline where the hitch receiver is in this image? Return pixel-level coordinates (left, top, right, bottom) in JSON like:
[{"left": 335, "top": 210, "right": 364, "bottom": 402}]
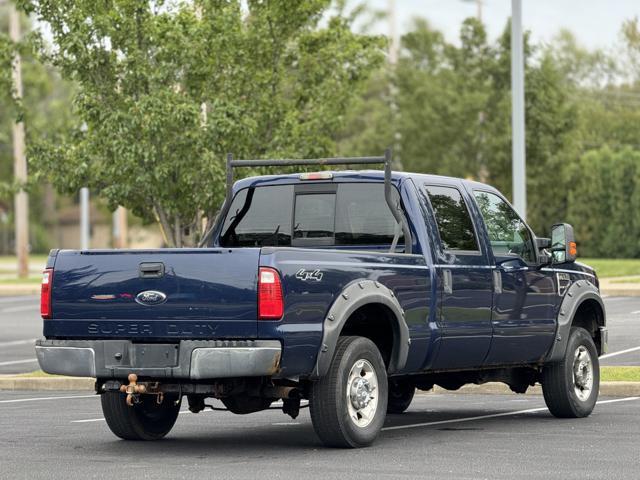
[{"left": 119, "top": 373, "right": 164, "bottom": 406}]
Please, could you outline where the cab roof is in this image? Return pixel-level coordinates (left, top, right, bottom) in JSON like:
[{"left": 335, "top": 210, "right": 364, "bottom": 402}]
[{"left": 233, "top": 170, "right": 500, "bottom": 195}]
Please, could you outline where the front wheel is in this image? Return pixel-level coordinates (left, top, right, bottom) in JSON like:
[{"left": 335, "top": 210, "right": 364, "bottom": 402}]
[
  {"left": 101, "top": 391, "right": 181, "bottom": 440},
  {"left": 309, "top": 336, "right": 388, "bottom": 448},
  {"left": 541, "top": 327, "right": 600, "bottom": 418}
]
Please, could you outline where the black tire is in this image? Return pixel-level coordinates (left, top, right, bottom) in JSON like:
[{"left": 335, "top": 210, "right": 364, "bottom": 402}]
[
  {"left": 101, "top": 391, "right": 181, "bottom": 440},
  {"left": 387, "top": 378, "right": 415, "bottom": 414},
  {"left": 309, "top": 336, "right": 388, "bottom": 448},
  {"left": 541, "top": 327, "right": 600, "bottom": 418}
]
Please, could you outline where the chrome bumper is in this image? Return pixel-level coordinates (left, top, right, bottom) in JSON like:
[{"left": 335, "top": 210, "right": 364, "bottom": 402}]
[{"left": 35, "top": 339, "right": 282, "bottom": 380}]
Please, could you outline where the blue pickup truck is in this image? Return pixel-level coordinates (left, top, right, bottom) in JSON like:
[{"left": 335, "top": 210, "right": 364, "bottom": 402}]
[{"left": 36, "top": 152, "right": 607, "bottom": 448}]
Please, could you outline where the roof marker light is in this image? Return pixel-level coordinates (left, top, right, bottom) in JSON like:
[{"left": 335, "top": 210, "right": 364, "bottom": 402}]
[{"left": 299, "top": 172, "right": 333, "bottom": 181}]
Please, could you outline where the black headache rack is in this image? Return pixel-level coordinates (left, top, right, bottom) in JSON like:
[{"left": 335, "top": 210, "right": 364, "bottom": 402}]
[{"left": 218, "top": 149, "right": 412, "bottom": 254}]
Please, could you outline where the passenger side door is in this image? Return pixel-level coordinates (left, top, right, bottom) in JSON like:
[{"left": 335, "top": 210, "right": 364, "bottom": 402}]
[
  {"left": 472, "top": 190, "right": 557, "bottom": 365},
  {"left": 421, "top": 184, "right": 494, "bottom": 370}
]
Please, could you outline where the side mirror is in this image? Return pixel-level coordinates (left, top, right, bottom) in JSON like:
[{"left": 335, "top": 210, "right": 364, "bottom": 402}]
[
  {"left": 536, "top": 237, "right": 551, "bottom": 249},
  {"left": 535, "top": 237, "right": 552, "bottom": 266},
  {"left": 550, "top": 223, "right": 577, "bottom": 263}
]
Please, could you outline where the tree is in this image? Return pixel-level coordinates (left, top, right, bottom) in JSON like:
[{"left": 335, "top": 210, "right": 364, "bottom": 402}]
[
  {"left": 23, "top": 0, "right": 384, "bottom": 247},
  {"left": 396, "top": 18, "right": 495, "bottom": 178},
  {"left": 567, "top": 148, "right": 640, "bottom": 258},
  {"left": 341, "top": 17, "right": 579, "bottom": 237},
  {"left": 0, "top": 5, "right": 74, "bottom": 253}
]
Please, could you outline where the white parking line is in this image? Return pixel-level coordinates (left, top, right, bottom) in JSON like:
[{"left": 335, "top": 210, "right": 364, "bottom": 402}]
[
  {"left": 69, "top": 397, "right": 638, "bottom": 427},
  {"left": 0, "top": 339, "right": 37, "bottom": 347},
  {"left": 72, "top": 407, "right": 215, "bottom": 423},
  {"left": 631, "top": 310, "right": 640, "bottom": 315},
  {"left": 0, "top": 305, "right": 38, "bottom": 314},
  {"left": 0, "top": 358, "right": 39, "bottom": 367},
  {"left": 381, "top": 397, "right": 640, "bottom": 431},
  {"left": 0, "top": 394, "right": 96, "bottom": 404},
  {"left": 0, "top": 296, "right": 38, "bottom": 305},
  {"left": 600, "top": 346, "right": 640, "bottom": 360}
]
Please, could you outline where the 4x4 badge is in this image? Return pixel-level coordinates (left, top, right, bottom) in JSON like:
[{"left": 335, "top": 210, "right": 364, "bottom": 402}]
[{"left": 296, "top": 269, "right": 323, "bottom": 282}]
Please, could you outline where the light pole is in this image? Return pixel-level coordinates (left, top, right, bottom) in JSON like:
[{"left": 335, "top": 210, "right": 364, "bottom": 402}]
[
  {"left": 511, "top": 0, "right": 526, "bottom": 219},
  {"left": 80, "top": 188, "right": 90, "bottom": 249}
]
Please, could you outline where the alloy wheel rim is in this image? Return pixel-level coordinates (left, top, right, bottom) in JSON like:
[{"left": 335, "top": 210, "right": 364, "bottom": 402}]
[{"left": 346, "top": 359, "right": 378, "bottom": 428}]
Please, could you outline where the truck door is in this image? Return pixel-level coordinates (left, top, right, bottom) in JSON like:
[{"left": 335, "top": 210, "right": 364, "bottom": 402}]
[
  {"left": 420, "top": 184, "right": 494, "bottom": 369},
  {"left": 471, "top": 190, "right": 557, "bottom": 364}
]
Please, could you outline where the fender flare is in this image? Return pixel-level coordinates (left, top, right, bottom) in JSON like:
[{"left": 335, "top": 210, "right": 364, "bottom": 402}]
[
  {"left": 545, "top": 279, "right": 606, "bottom": 363},
  {"left": 312, "top": 279, "right": 410, "bottom": 378}
]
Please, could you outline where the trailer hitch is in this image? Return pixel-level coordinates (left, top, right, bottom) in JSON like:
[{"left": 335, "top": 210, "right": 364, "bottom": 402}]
[{"left": 119, "top": 373, "right": 164, "bottom": 406}]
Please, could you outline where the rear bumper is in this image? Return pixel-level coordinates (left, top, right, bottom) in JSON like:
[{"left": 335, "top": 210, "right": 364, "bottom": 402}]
[{"left": 35, "top": 339, "right": 282, "bottom": 380}]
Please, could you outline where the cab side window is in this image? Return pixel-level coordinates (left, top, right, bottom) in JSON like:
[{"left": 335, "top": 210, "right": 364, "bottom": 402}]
[
  {"left": 423, "top": 185, "right": 479, "bottom": 252},
  {"left": 473, "top": 191, "right": 536, "bottom": 263}
]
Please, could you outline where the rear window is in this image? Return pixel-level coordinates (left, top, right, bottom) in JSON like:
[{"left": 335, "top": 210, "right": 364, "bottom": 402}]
[
  {"left": 220, "top": 183, "right": 403, "bottom": 249},
  {"left": 220, "top": 185, "right": 294, "bottom": 247},
  {"left": 423, "top": 185, "right": 479, "bottom": 252}
]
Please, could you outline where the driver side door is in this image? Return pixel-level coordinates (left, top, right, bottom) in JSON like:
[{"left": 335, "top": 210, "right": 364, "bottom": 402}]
[{"left": 472, "top": 190, "right": 558, "bottom": 365}]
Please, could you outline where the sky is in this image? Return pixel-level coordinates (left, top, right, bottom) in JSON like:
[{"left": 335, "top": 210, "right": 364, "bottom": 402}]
[{"left": 359, "top": 0, "right": 640, "bottom": 51}]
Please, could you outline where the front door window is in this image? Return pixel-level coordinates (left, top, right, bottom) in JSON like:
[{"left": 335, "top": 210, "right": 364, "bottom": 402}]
[{"left": 473, "top": 191, "right": 536, "bottom": 263}]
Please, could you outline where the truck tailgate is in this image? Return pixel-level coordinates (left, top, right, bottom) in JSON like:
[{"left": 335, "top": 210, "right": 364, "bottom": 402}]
[{"left": 45, "top": 248, "right": 260, "bottom": 340}]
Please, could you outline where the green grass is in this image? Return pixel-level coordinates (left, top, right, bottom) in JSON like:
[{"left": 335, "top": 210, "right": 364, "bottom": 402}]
[
  {"left": 0, "top": 254, "right": 49, "bottom": 264},
  {"left": 579, "top": 258, "right": 640, "bottom": 278},
  {"left": 0, "top": 276, "right": 41, "bottom": 285},
  {"left": 600, "top": 366, "right": 640, "bottom": 382}
]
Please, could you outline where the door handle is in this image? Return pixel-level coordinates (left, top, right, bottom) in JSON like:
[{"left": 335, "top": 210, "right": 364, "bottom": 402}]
[
  {"left": 493, "top": 269, "right": 502, "bottom": 294},
  {"left": 443, "top": 269, "right": 453, "bottom": 294},
  {"left": 139, "top": 262, "right": 165, "bottom": 279}
]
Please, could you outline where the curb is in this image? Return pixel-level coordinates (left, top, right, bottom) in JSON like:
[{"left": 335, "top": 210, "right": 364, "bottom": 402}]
[
  {"left": 0, "top": 376, "right": 94, "bottom": 391},
  {"left": 1, "top": 377, "right": 639, "bottom": 396},
  {"left": 600, "top": 287, "right": 640, "bottom": 297}
]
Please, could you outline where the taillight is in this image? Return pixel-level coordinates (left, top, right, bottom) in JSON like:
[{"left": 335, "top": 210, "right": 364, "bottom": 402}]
[
  {"left": 41, "top": 268, "right": 53, "bottom": 319},
  {"left": 258, "top": 267, "right": 283, "bottom": 320}
]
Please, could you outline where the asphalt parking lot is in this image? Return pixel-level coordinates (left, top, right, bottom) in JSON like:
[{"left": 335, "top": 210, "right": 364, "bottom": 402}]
[
  {"left": 0, "top": 391, "right": 638, "bottom": 479},
  {"left": 1, "top": 295, "right": 639, "bottom": 479}
]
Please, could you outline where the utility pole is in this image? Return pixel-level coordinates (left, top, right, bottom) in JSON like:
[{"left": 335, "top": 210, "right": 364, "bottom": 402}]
[
  {"left": 112, "top": 207, "right": 128, "bottom": 249},
  {"left": 462, "top": 0, "right": 483, "bottom": 22},
  {"left": 388, "top": 0, "right": 403, "bottom": 171},
  {"left": 9, "top": 3, "right": 29, "bottom": 278},
  {"left": 511, "top": 0, "right": 526, "bottom": 219},
  {"left": 80, "top": 187, "right": 90, "bottom": 249}
]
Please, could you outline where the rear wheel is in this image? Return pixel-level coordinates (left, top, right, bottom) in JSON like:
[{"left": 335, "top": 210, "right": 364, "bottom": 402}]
[
  {"left": 309, "top": 336, "right": 388, "bottom": 448},
  {"left": 101, "top": 391, "right": 181, "bottom": 440},
  {"left": 541, "top": 327, "right": 599, "bottom": 418},
  {"left": 387, "top": 378, "right": 415, "bottom": 414}
]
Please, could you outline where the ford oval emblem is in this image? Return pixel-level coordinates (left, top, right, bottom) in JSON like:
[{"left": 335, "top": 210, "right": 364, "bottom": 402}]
[{"left": 135, "top": 290, "right": 167, "bottom": 306}]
